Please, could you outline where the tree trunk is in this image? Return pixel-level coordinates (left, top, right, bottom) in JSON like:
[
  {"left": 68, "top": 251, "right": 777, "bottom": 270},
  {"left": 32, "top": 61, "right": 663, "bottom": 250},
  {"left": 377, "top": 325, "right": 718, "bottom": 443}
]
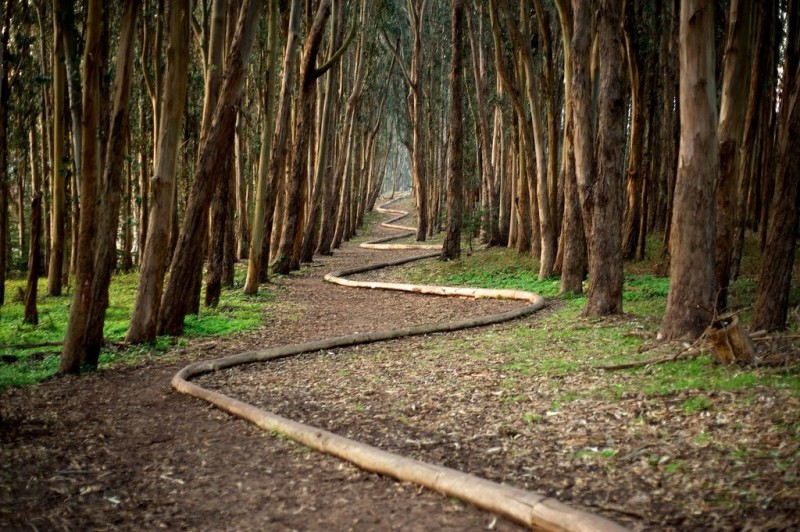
[
  {"left": 299, "top": 0, "right": 344, "bottom": 264},
  {"left": 660, "top": 0, "right": 718, "bottom": 340},
  {"left": 714, "top": 0, "right": 753, "bottom": 310},
  {"left": 273, "top": 0, "right": 332, "bottom": 275},
  {"left": 235, "top": 110, "right": 248, "bottom": 259},
  {"left": 24, "top": 129, "right": 42, "bottom": 325},
  {"left": 47, "top": 6, "right": 67, "bottom": 297},
  {"left": 750, "top": 6, "right": 799, "bottom": 332},
  {"left": 243, "top": 0, "right": 280, "bottom": 294},
  {"left": 157, "top": 0, "right": 261, "bottom": 337},
  {"left": 126, "top": 0, "right": 190, "bottom": 343},
  {"left": 555, "top": 0, "right": 586, "bottom": 294},
  {"left": 441, "top": 0, "right": 464, "bottom": 261},
  {"left": 621, "top": 0, "right": 645, "bottom": 261},
  {"left": 60, "top": 0, "right": 103, "bottom": 374}
]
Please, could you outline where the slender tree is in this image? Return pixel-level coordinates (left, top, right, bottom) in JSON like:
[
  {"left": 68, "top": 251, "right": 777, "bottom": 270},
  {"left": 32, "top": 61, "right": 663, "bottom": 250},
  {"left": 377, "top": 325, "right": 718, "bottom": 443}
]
[
  {"left": 441, "top": 0, "right": 464, "bottom": 261},
  {"left": 244, "top": 0, "right": 279, "bottom": 293}
]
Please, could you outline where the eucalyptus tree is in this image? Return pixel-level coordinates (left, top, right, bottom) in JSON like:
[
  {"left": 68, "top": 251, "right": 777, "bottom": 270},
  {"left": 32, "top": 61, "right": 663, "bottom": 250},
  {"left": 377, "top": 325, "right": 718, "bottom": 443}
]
[
  {"left": 751, "top": 0, "right": 800, "bottom": 332},
  {"left": 158, "top": 0, "right": 262, "bottom": 337},
  {"left": 660, "top": 0, "right": 718, "bottom": 340},
  {"left": 441, "top": 0, "right": 464, "bottom": 261},
  {"left": 126, "top": 0, "right": 191, "bottom": 343},
  {"left": 244, "top": 0, "right": 280, "bottom": 294}
]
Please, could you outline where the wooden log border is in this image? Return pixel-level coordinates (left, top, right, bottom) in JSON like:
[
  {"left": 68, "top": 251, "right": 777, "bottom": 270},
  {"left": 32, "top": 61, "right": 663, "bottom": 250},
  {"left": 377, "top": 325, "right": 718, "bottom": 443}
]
[{"left": 171, "top": 198, "right": 627, "bottom": 531}]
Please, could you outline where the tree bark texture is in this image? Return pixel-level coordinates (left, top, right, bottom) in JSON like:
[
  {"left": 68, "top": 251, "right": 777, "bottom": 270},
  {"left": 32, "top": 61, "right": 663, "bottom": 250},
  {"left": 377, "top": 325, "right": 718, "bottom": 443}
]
[
  {"left": 126, "top": 0, "right": 190, "bottom": 343},
  {"left": 750, "top": 18, "right": 800, "bottom": 332},
  {"left": 660, "top": 0, "right": 718, "bottom": 341},
  {"left": 441, "top": 0, "right": 464, "bottom": 261},
  {"left": 60, "top": 0, "right": 103, "bottom": 374}
]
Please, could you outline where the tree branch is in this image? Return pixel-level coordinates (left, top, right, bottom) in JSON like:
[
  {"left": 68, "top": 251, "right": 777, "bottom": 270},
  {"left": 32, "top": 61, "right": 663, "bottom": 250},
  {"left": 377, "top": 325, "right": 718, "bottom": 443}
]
[
  {"left": 314, "top": 21, "right": 357, "bottom": 79},
  {"left": 379, "top": 29, "right": 414, "bottom": 91}
]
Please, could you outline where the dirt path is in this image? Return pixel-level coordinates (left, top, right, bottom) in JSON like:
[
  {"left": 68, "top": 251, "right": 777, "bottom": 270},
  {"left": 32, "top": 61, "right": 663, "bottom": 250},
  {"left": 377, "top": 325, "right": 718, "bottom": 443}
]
[{"left": 0, "top": 199, "right": 531, "bottom": 531}]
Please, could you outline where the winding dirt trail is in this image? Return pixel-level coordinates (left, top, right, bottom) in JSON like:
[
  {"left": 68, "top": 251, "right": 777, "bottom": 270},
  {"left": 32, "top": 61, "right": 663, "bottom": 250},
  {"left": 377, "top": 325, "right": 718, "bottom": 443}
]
[
  {"left": 1, "top": 198, "right": 619, "bottom": 530},
  {"left": 171, "top": 199, "right": 622, "bottom": 531}
]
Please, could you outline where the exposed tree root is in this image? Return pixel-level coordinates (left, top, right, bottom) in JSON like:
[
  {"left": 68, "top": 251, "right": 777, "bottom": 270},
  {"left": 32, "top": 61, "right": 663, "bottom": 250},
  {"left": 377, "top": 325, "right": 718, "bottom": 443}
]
[{"left": 171, "top": 198, "right": 626, "bottom": 531}]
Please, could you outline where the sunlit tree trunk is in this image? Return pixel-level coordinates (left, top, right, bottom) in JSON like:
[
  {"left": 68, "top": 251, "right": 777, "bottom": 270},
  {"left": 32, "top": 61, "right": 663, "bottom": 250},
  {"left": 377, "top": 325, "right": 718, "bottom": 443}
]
[
  {"left": 126, "top": 0, "right": 190, "bottom": 343},
  {"left": 47, "top": 1, "right": 67, "bottom": 297}
]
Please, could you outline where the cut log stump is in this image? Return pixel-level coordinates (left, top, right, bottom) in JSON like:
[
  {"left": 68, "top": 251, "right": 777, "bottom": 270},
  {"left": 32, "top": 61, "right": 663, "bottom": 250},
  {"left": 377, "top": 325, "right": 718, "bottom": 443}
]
[{"left": 707, "top": 314, "right": 755, "bottom": 366}]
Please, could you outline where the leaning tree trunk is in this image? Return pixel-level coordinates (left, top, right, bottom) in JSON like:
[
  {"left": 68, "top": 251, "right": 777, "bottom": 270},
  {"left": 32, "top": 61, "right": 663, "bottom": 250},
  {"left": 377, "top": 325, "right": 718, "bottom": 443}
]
[
  {"left": 660, "top": 0, "right": 718, "bottom": 340},
  {"left": 441, "top": 0, "right": 464, "bottom": 261},
  {"left": 126, "top": 0, "right": 190, "bottom": 343},
  {"left": 272, "top": 0, "right": 332, "bottom": 275},
  {"left": 158, "top": 0, "right": 261, "bottom": 337}
]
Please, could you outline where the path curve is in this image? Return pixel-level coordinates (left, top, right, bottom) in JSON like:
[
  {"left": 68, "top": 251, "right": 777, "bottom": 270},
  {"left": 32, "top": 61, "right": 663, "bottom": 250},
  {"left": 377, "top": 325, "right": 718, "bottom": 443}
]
[{"left": 171, "top": 198, "right": 626, "bottom": 532}]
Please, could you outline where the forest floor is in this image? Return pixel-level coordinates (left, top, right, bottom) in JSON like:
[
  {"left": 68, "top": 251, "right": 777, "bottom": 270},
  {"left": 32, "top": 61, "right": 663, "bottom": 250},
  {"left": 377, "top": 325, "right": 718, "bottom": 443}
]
[{"left": 1, "top": 197, "right": 799, "bottom": 531}]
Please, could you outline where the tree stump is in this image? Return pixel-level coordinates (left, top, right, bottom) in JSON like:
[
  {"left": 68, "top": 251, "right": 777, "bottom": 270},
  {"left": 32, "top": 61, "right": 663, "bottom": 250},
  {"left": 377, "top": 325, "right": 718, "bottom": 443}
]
[{"left": 707, "top": 314, "right": 755, "bottom": 366}]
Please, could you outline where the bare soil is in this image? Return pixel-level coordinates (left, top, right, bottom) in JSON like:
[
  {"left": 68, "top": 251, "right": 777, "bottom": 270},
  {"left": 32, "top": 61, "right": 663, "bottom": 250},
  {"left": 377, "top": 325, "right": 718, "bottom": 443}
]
[{"left": 2, "top": 199, "right": 798, "bottom": 530}]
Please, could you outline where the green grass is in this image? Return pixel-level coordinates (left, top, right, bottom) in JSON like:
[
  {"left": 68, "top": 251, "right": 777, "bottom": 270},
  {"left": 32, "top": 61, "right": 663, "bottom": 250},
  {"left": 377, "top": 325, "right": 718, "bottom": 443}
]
[
  {"left": 0, "top": 265, "right": 273, "bottom": 392},
  {"left": 394, "top": 243, "right": 800, "bottom": 402}
]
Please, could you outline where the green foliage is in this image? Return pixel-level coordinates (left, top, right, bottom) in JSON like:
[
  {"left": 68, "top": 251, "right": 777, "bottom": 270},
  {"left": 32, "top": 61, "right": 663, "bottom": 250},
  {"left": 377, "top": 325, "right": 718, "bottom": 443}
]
[{"left": 0, "top": 267, "right": 272, "bottom": 393}]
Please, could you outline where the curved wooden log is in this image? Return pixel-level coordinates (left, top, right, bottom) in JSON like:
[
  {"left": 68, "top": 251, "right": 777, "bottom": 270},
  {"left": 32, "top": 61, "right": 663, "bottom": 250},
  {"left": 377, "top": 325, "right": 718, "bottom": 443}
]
[{"left": 171, "top": 198, "right": 627, "bottom": 531}]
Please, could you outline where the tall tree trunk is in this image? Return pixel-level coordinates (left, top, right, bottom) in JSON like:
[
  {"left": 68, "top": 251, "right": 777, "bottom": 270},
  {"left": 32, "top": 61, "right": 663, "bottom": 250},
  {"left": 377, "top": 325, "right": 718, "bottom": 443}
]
[
  {"left": 466, "top": 2, "right": 499, "bottom": 246},
  {"left": 243, "top": 0, "right": 280, "bottom": 294},
  {"left": 235, "top": 110, "right": 248, "bottom": 259},
  {"left": 495, "top": 0, "right": 554, "bottom": 278},
  {"left": 60, "top": 0, "right": 103, "bottom": 374},
  {"left": 714, "top": 0, "right": 753, "bottom": 309},
  {"left": 750, "top": 3, "right": 799, "bottom": 332},
  {"left": 24, "top": 127, "right": 43, "bottom": 325},
  {"left": 47, "top": 4, "right": 67, "bottom": 297},
  {"left": 441, "top": 0, "right": 465, "bottom": 261},
  {"left": 273, "top": 0, "right": 332, "bottom": 275},
  {"left": 126, "top": 0, "right": 190, "bottom": 343},
  {"left": 660, "top": 0, "right": 718, "bottom": 340},
  {"left": 731, "top": 0, "right": 772, "bottom": 280},
  {"left": 556, "top": 0, "right": 586, "bottom": 294},
  {"left": 158, "top": 0, "right": 261, "bottom": 337},
  {"left": 621, "top": 0, "right": 645, "bottom": 261},
  {"left": 299, "top": 0, "right": 345, "bottom": 264},
  {"left": 584, "top": 0, "right": 626, "bottom": 316}
]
